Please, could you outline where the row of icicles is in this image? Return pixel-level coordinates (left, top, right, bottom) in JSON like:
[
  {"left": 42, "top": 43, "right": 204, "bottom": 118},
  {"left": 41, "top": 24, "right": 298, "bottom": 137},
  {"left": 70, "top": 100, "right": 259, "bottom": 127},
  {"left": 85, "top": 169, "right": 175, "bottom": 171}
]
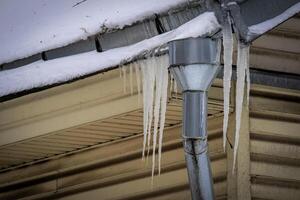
[
  {"left": 119, "top": 56, "right": 177, "bottom": 183},
  {"left": 119, "top": 17, "right": 250, "bottom": 181},
  {"left": 222, "top": 14, "right": 250, "bottom": 172}
]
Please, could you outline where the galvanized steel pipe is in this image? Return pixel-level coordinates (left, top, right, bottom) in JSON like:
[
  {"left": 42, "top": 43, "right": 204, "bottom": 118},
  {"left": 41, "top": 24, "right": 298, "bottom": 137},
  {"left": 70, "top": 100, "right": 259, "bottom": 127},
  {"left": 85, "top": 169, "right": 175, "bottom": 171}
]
[
  {"left": 183, "top": 91, "right": 214, "bottom": 200},
  {"left": 169, "top": 37, "right": 220, "bottom": 200}
]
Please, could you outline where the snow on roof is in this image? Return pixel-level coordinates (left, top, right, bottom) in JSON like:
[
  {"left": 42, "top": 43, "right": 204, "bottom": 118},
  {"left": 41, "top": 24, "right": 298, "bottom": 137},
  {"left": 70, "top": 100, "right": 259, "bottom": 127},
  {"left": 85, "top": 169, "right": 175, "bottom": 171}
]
[
  {"left": 248, "top": 2, "right": 300, "bottom": 35},
  {"left": 0, "top": 12, "right": 220, "bottom": 97},
  {"left": 0, "top": 0, "right": 188, "bottom": 65}
]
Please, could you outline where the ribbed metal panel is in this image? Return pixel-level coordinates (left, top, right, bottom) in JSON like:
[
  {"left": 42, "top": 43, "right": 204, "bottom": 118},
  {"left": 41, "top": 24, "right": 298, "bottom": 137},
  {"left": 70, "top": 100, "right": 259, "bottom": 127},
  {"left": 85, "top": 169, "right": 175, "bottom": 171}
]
[
  {"left": 0, "top": 93, "right": 227, "bottom": 200},
  {"left": 58, "top": 131, "right": 226, "bottom": 200},
  {"left": 249, "top": 14, "right": 300, "bottom": 75},
  {"left": 0, "top": 92, "right": 225, "bottom": 172},
  {"left": 249, "top": 87, "right": 300, "bottom": 200}
]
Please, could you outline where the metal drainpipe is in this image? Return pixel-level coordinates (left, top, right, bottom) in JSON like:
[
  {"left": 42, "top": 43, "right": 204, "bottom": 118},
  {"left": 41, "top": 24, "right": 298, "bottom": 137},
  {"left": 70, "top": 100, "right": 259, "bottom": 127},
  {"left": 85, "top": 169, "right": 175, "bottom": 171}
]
[{"left": 168, "top": 37, "right": 220, "bottom": 200}]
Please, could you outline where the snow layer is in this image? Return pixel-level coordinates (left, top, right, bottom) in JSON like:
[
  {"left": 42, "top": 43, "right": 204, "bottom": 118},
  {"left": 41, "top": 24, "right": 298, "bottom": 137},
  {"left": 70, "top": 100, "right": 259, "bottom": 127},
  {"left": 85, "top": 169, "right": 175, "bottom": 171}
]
[
  {"left": 0, "top": 0, "right": 188, "bottom": 65},
  {"left": 0, "top": 12, "right": 220, "bottom": 97},
  {"left": 249, "top": 2, "right": 300, "bottom": 35}
]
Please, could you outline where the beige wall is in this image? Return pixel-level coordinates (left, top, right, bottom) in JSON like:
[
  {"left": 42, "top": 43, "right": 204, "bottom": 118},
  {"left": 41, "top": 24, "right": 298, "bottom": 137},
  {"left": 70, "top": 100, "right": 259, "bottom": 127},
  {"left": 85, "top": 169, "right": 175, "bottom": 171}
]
[{"left": 0, "top": 82, "right": 299, "bottom": 200}]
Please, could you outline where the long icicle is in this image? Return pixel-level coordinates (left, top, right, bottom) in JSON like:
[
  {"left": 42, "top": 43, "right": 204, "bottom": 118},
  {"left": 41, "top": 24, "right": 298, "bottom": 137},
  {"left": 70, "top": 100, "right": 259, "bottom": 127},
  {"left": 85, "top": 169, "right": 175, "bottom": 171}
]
[
  {"left": 130, "top": 63, "right": 134, "bottom": 95},
  {"left": 122, "top": 65, "right": 127, "bottom": 94},
  {"left": 158, "top": 56, "right": 169, "bottom": 175},
  {"left": 151, "top": 57, "right": 163, "bottom": 179},
  {"left": 222, "top": 13, "right": 233, "bottom": 152},
  {"left": 169, "top": 73, "right": 174, "bottom": 95},
  {"left": 173, "top": 77, "right": 178, "bottom": 98},
  {"left": 141, "top": 59, "right": 152, "bottom": 159},
  {"left": 119, "top": 65, "right": 122, "bottom": 78},
  {"left": 146, "top": 58, "right": 156, "bottom": 157},
  {"left": 139, "top": 56, "right": 169, "bottom": 182},
  {"left": 233, "top": 42, "right": 249, "bottom": 172},
  {"left": 245, "top": 47, "right": 251, "bottom": 106},
  {"left": 134, "top": 62, "right": 141, "bottom": 105}
]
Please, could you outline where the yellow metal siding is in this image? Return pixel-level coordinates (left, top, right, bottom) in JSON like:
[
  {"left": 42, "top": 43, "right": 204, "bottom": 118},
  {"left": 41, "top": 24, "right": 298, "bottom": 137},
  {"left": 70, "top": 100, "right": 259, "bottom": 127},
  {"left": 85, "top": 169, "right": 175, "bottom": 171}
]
[
  {"left": 249, "top": 86, "right": 300, "bottom": 200},
  {"left": 0, "top": 117, "right": 226, "bottom": 200},
  {"left": 0, "top": 87, "right": 225, "bottom": 172}
]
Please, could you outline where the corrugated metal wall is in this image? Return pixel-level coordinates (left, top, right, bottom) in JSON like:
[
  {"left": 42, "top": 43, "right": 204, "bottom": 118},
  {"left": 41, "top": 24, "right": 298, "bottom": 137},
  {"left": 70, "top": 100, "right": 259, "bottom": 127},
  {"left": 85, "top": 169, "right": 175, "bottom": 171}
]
[
  {"left": 0, "top": 91, "right": 228, "bottom": 200},
  {"left": 57, "top": 117, "right": 227, "bottom": 200},
  {"left": 0, "top": 78, "right": 298, "bottom": 199},
  {"left": 0, "top": 80, "right": 298, "bottom": 199},
  {"left": 55, "top": 86, "right": 300, "bottom": 200},
  {"left": 249, "top": 86, "right": 300, "bottom": 200}
]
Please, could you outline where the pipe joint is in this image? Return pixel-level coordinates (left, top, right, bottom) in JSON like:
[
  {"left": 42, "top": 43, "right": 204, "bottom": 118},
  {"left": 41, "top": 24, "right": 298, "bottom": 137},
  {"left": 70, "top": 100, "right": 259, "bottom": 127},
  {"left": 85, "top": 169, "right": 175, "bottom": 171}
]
[{"left": 183, "top": 138, "right": 208, "bottom": 155}]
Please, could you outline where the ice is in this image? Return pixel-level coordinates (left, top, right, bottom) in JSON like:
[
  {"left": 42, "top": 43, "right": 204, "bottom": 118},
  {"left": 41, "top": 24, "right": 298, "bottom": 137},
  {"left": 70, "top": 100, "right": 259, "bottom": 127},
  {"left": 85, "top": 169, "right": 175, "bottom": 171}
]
[
  {"left": 140, "top": 58, "right": 155, "bottom": 158},
  {"left": 151, "top": 57, "right": 162, "bottom": 178},
  {"left": 173, "top": 77, "right": 178, "bottom": 98},
  {"left": 233, "top": 42, "right": 250, "bottom": 172},
  {"left": 134, "top": 62, "right": 142, "bottom": 104},
  {"left": 246, "top": 48, "right": 250, "bottom": 106},
  {"left": 121, "top": 62, "right": 135, "bottom": 95},
  {"left": 158, "top": 56, "right": 169, "bottom": 175},
  {"left": 119, "top": 66, "right": 122, "bottom": 78},
  {"left": 146, "top": 60, "right": 155, "bottom": 157},
  {"left": 122, "top": 65, "right": 127, "bottom": 93},
  {"left": 130, "top": 63, "right": 134, "bottom": 95},
  {"left": 139, "top": 56, "right": 169, "bottom": 178},
  {"left": 141, "top": 60, "right": 150, "bottom": 158},
  {"left": 222, "top": 14, "right": 233, "bottom": 152},
  {"left": 221, "top": 12, "right": 251, "bottom": 172}
]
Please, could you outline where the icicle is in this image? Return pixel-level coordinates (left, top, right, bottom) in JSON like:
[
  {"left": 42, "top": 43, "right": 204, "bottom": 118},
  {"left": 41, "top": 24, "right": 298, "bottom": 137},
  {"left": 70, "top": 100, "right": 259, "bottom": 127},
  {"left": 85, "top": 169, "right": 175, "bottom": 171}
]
[
  {"left": 233, "top": 42, "right": 250, "bottom": 172},
  {"left": 222, "top": 14, "right": 234, "bottom": 152},
  {"left": 122, "top": 65, "right": 127, "bottom": 93},
  {"left": 141, "top": 60, "right": 149, "bottom": 159},
  {"left": 158, "top": 56, "right": 168, "bottom": 175},
  {"left": 245, "top": 47, "right": 251, "bottom": 106},
  {"left": 134, "top": 62, "right": 142, "bottom": 105},
  {"left": 151, "top": 57, "right": 163, "bottom": 178},
  {"left": 146, "top": 59, "right": 156, "bottom": 157},
  {"left": 119, "top": 65, "right": 122, "bottom": 78},
  {"left": 173, "top": 78, "right": 178, "bottom": 98},
  {"left": 140, "top": 58, "right": 156, "bottom": 158},
  {"left": 139, "top": 56, "right": 169, "bottom": 180},
  {"left": 129, "top": 63, "right": 134, "bottom": 95},
  {"left": 169, "top": 73, "right": 174, "bottom": 95}
]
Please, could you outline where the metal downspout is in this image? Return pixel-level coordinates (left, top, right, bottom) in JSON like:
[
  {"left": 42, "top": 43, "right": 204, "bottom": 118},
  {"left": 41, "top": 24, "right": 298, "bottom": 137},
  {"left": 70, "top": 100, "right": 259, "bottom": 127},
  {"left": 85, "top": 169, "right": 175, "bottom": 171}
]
[
  {"left": 183, "top": 91, "right": 214, "bottom": 200},
  {"left": 169, "top": 37, "right": 220, "bottom": 200}
]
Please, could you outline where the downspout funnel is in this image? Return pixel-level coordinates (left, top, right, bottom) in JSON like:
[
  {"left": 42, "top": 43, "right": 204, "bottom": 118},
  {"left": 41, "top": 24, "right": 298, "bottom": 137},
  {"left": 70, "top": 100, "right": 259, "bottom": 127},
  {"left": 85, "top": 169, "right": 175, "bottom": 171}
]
[{"left": 169, "top": 37, "right": 220, "bottom": 200}]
